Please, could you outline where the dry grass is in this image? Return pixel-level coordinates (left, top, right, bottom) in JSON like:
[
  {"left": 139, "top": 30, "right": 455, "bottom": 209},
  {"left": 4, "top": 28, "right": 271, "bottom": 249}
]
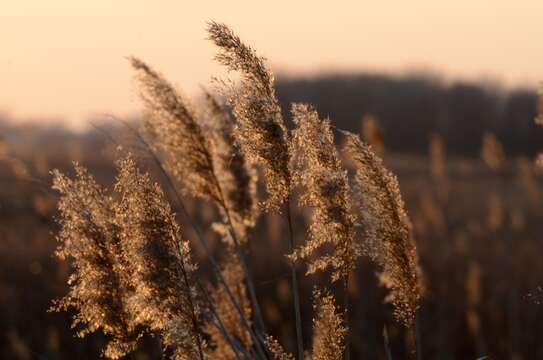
[{"left": 46, "top": 22, "right": 423, "bottom": 360}]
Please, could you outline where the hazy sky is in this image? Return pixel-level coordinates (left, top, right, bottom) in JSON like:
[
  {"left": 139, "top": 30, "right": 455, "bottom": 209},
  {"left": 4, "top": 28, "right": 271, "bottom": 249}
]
[{"left": 2, "top": 0, "right": 542, "bottom": 127}]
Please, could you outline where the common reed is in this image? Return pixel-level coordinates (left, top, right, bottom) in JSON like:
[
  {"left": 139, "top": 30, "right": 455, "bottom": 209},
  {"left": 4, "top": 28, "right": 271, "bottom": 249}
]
[
  {"left": 481, "top": 132, "right": 505, "bottom": 171},
  {"left": 289, "top": 104, "right": 360, "bottom": 283},
  {"left": 361, "top": 114, "right": 385, "bottom": 156},
  {"left": 52, "top": 156, "right": 203, "bottom": 359},
  {"left": 51, "top": 164, "right": 142, "bottom": 359},
  {"left": 207, "top": 21, "right": 290, "bottom": 212},
  {"left": 130, "top": 55, "right": 266, "bottom": 339},
  {"left": 428, "top": 133, "right": 449, "bottom": 202},
  {"left": 208, "top": 22, "right": 305, "bottom": 359},
  {"left": 204, "top": 255, "right": 253, "bottom": 359},
  {"left": 465, "top": 261, "right": 485, "bottom": 354},
  {"left": 129, "top": 57, "right": 221, "bottom": 205},
  {"left": 267, "top": 290, "right": 347, "bottom": 360},
  {"left": 486, "top": 193, "right": 505, "bottom": 231},
  {"left": 201, "top": 90, "right": 258, "bottom": 242},
  {"left": 288, "top": 104, "right": 358, "bottom": 359},
  {"left": 516, "top": 159, "right": 540, "bottom": 209},
  {"left": 50, "top": 21, "right": 426, "bottom": 360},
  {"left": 429, "top": 134, "right": 446, "bottom": 182},
  {"left": 308, "top": 290, "right": 348, "bottom": 360},
  {"left": 343, "top": 132, "right": 423, "bottom": 327},
  {"left": 113, "top": 156, "right": 204, "bottom": 359},
  {"left": 266, "top": 336, "right": 295, "bottom": 360}
]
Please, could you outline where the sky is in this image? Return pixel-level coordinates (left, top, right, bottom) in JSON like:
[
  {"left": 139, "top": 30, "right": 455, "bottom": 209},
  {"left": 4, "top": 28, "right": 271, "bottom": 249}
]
[{"left": 1, "top": 0, "right": 543, "bottom": 127}]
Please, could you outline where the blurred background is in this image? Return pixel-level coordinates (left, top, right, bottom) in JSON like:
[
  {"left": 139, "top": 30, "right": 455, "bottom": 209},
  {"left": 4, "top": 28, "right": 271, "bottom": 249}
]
[{"left": 2, "top": 1, "right": 543, "bottom": 359}]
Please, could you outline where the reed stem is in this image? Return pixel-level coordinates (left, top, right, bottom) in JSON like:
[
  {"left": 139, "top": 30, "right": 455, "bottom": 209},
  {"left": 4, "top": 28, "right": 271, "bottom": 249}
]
[
  {"left": 343, "top": 275, "right": 350, "bottom": 360},
  {"left": 286, "top": 198, "right": 305, "bottom": 360}
]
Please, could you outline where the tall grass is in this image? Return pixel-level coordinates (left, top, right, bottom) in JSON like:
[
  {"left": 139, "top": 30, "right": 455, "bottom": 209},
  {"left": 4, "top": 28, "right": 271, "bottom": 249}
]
[{"left": 51, "top": 22, "right": 423, "bottom": 359}]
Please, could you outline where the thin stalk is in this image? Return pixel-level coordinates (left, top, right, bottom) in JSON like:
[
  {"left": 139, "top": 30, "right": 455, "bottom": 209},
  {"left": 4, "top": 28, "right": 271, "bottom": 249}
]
[
  {"left": 343, "top": 275, "right": 350, "bottom": 360},
  {"left": 153, "top": 159, "right": 267, "bottom": 358},
  {"left": 416, "top": 313, "right": 422, "bottom": 360},
  {"left": 285, "top": 199, "right": 304, "bottom": 360},
  {"left": 219, "top": 199, "right": 267, "bottom": 335},
  {"left": 180, "top": 198, "right": 267, "bottom": 360},
  {"left": 200, "top": 310, "right": 245, "bottom": 360},
  {"left": 201, "top": 142, "right": 268, "bottom": 337},
  {"left": 406, "top": 323, "right": 418, "bottom": 360},
  {"left": 177, "top": 255, "right": 205, "bottom": 360},
  {"left": 196, "top": 280, "right": 251, "bottom": 360},
  {"left": 383, "top": 325, "right": 393, "bottom": 360}
]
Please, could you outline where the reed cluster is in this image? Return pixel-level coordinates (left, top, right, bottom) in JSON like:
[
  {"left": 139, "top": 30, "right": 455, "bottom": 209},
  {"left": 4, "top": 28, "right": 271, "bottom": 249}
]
[
  {"left": 51, "top": 22, "right": 424, "bottom": 359},
  {"left": 52, "top": 157, "right": 202, "bottom": 359}
]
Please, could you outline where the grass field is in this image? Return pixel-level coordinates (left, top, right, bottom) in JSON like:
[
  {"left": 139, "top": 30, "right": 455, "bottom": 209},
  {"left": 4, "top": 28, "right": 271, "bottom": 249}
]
[{"left": 1, "top": 124, "right": 542, "bottom": 359}]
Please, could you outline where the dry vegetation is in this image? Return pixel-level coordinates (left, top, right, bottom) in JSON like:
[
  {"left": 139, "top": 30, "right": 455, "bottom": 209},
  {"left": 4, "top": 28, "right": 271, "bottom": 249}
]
[{"left": 1, "top": 22, "right": 543, "bottom": 360}]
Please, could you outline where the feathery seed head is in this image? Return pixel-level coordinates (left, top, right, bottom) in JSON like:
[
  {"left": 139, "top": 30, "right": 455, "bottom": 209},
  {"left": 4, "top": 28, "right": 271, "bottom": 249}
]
[
  {"left": 481, "top": 132, "right": 505, "bottom": 171},
  {"left": 429, "top": 134, "right": 447, "bottom": 180},
  {"left": 309, "top": 290, "right": 347, "bottom": 360},
  {"left": 289, "top": 104, "right": 360, "bottom": 282},
  {"left": 201, "top": 90, "right": 258, "bottom": 242},
  {"left": 51, "top": 164, "right": 143, "bottom": 358},
  {"left": 208, "top": 21, "right": 291, "bottom": 211},
  {"left": 343, "top": 132, "right": 423, "bottom": 326},
  {"left": 265, "top": 336, "right": 294, "bottom": 360},
  {"left": 207, "top": 22, "right": 273, "bottom": 94},
  {"left": 113, "top": 155, "right": 202, "bottom": 357},
  {"left": 129, "top": 57, "right": 221, "bottom": 204},
  {"left": 428, "top": 133, "right": 449, "bottom": 202},
  {"left": 361, "top": 114, "right": 385, "bottom": 156}
]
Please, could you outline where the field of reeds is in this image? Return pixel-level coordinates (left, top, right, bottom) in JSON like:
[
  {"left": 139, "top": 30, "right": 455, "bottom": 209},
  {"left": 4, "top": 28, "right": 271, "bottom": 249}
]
[{"left": 1, "top": 23, "right": 543, "bottom": 360}]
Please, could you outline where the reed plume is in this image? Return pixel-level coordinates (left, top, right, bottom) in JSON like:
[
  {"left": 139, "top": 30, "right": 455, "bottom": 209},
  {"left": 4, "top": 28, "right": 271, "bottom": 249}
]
[
  {"left": 361, "top": 114, "right": 385, "bottom": 156},
  {"left": 308, "top": 290, "right": 347, "bottom": 360},
  {"left": 113, "top": 155, "right": 204, "bottom": 359},
  {"left": 516, "top": 158, "right": 541, "bottom": 208},
  {"left": 131, "top": 55, "right": 269, "bottom": 342},
  {"left": 208, "top": 21, "right": 291, "bottom": 211},
  {"left": 428, "top": 133, "right": 449, "bottom": 202},
  {"left": 429, "top": 134, "right": 446, "bottom": 181},
  {"left": 289, "top": 104, "right": 360, "bottom": 283},
  {"left": 201, "top": 90, "right": 258, "bottom": 242},
  {"left": 51, "top": 165, "right": 143, "bottom": 359},
  {"left": 129, "top": 57, "right": 222, "bottom": 204},
  {"left": 266, "top": 336, "right": 295, "bottom": 360},
  {"left": 131, "top": 58, "right": 259, "bottom": 243},
  {"left": 208, "top": 22, "right": 305, "bottom": 358},
  {"left": 53, "top": 156, "right": 205, "bottom": 359},
  {"left": 486, "top": 193, "right": 504, "bottom": 231},
  {"left": 343, "top": 132, "right": 423, "bottom": 326},
  {"left": 265, "top": 290, "right": 347, "bottom": 360},
  {"left": 481, "top": 132, "right": 505, "bottom": 171},
  {"left": 466, "top": 262, "right": 482, "bottom": 338}
]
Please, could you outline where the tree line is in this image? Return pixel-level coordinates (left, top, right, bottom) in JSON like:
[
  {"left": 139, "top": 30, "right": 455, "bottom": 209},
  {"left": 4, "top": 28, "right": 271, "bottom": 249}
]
[{"left": 276, "top": 73, "right": 541, "bottom": 156}]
